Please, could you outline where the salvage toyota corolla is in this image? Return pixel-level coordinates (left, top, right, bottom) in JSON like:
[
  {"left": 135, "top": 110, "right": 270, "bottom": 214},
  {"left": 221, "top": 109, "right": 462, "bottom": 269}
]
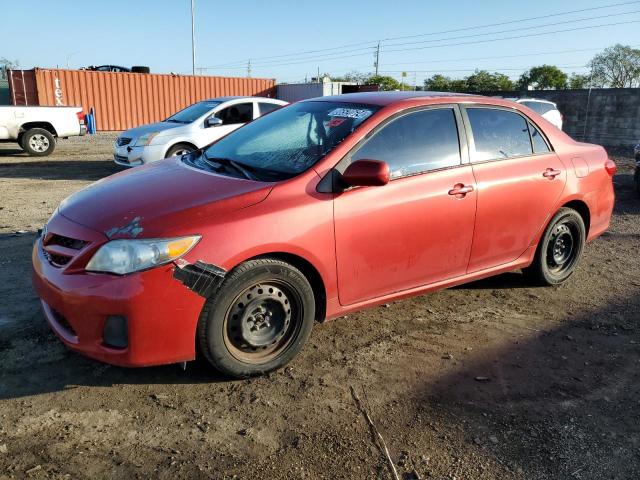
[{"left": 32, "top": 92, "right": 616, "bottom": 378}]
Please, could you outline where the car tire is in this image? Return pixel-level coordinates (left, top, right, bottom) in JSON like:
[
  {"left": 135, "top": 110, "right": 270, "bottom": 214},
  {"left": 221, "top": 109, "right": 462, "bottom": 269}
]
[
  {"left": 165, "top": 143, "right": 195, "bottom": 158},
  {"left": 523, "top": 207, "right": 586, "bottom": 286},
  {"left": 196, "top": 258, "right": 316, "bottom": 378},
  {"left": 23, "top": 128, "right": 56, "bottom": 156}
]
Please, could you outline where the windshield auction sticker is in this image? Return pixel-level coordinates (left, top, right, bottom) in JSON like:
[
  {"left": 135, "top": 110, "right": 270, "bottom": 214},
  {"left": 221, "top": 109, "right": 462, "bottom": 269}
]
[{"left": 328, "top": 108, "right": 372, "bottom": 119}]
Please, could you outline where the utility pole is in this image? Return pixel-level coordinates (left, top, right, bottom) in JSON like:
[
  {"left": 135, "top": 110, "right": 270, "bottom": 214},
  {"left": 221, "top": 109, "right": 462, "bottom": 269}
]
[
  {"left": 191, "top": 0, "right": 196, "bottom": 75},
  {"left": 247, "top": 59, "right": 252, "bottom": 78},
  {"left": 317, "top": 66, "right": 320, "bottom": 82},
  {"left": 374, "top": 41, "right": 380, "bottom": 76}
]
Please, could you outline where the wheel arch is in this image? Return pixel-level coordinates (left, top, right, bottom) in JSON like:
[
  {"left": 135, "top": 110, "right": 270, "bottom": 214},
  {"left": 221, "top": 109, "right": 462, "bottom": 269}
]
[
  {"left": 165, "top": 140, "right": 198, "bottom": 157},
  {"left": 560, "top": 199, "right": 591, "bottom": 237},
  {"left": 530, "top": 197, "right": 591, "bottom": 250},
  {"left": 243, "top": 252, "right": 327, "bottom": 322},
  {"left": 20, "top": 122, "right": 58, "bottom": 137}
]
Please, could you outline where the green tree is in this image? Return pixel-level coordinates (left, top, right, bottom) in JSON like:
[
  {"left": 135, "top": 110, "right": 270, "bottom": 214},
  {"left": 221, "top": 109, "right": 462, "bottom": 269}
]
[
  {"left": 568, "top": 73, "right": 590, "bottom": 89},
  {"left": 465, "top": 70, "right": 514, "bottom": 92},
  {"left": 588, "top": 44, "right": 640, "bottom": 87},
  {"left": 0, "top": 57, "right": 19, "bottom": 80},
  {"left": 365, "top": 74, "right": 412, "bottom": 91},
  {"left": 518, "top": 65, "right": 567, "bottom": 90},
  {"left": 424, "top": 74, "right": 459, "bottom": 91},
  {"left": 325, "top": 71, "right": 371, "bottom": 83}
]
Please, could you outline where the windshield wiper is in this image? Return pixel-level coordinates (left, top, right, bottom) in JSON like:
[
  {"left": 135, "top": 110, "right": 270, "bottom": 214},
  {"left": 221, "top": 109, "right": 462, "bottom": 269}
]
[{"left": 203, "top": 156, "right": 259, "bottom": 181}]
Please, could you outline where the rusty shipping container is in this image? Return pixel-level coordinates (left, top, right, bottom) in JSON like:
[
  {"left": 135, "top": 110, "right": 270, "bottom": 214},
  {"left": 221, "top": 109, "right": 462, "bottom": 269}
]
[{"left": 9, "top": 68, "right": 276, "bottom": 131}]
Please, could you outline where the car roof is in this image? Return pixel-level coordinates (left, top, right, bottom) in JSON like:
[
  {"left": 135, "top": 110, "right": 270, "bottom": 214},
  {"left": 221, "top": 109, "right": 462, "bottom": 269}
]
[
  {"left": 204, "top": 96, "right": 285, "bottom": 103},
  {"left": 303, "top": 91, "right": 478, "bottom": 106},
  {"left": 516, "top": 98, "right": 557, "bottom": 105}
]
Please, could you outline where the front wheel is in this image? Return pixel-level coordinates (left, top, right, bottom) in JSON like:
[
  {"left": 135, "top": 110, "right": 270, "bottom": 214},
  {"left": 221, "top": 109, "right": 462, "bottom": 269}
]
[
  {"left": 165, "top": 143, "right": 194, "bottom": 158},
  {"left": 197, "top": 258, "right": 315, "bottom": 378},
  {"left": 523, "top": 207, "right": 586, "bottom": 286}
]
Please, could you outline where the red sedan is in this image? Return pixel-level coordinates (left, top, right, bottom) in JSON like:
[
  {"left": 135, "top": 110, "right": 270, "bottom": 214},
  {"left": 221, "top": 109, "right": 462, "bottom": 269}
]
[{"left": 32, "top": 92, "right": 615, "bottom": 377}]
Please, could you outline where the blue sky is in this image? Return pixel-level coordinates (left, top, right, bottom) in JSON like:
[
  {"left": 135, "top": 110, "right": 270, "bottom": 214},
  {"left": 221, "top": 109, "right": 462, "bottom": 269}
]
[{"left": 1, "top": 0, "right": 638, "bottom": 84}]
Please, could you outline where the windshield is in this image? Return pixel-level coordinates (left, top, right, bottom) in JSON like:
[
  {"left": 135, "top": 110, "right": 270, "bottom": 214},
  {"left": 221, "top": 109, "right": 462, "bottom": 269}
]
[
  {"left": 199, "top": 101, "right": 379, "bottom": 179},
  {"left": 166, "top": 101, "right": 221, "bottom": 124}
]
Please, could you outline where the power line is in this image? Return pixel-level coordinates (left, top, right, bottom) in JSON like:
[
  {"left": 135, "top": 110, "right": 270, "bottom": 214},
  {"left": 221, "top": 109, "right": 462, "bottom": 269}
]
[
  {"left": 370, "top": 45, "right": 640, "bottom": 67},
  {"left": 382, "top": 20, "right": 640, "bottom": 55},
  {"left": 200, "top": 19, "right": 639, "bottom": 72},
  {"left": 381, "top": 9, "right": 640, "bottom": 49},
  {"left": 201, "top": 15, "right": 639, "bottom": 71},
  {"left": 379, "top": 65, "right": 588, "bottom": 73},
  {"left": 200, "top": 0, "right": 640, "bottom": 68}
]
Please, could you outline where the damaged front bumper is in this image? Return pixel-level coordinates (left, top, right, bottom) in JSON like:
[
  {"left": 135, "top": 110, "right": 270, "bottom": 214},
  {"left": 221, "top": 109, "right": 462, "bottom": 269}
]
[
  {"left": 173, "top": 260, "right": 226, "bottom": 298},
  {"left": 31, "top": 226, "right": 221, "bottom": 367}
]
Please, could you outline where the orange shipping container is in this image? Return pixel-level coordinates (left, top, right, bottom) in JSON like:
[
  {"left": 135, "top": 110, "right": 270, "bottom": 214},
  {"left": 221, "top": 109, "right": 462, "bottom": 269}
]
[{"left": 12, "top": 68, "right": 276, "bottom": 131}]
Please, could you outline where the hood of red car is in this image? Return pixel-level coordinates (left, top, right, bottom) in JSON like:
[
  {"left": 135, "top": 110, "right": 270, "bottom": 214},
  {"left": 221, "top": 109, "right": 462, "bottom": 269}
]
[{"left": 59, "top": 159, "right": 273, "bottom": 239}]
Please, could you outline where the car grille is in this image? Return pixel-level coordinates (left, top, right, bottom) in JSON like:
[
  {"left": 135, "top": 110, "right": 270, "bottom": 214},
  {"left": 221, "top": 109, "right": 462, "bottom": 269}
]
[
  {"left": 48, "top": 233, "right": 88, "bottom": 250},
  {"left": 42, "top": 232, "right": 89, "bottom": 268},
  {"left": 114, "top": 154, "right": 130, "bottom": 164},
  {"left": 116, "top": 137, "right": 132, "bottom": 146}
]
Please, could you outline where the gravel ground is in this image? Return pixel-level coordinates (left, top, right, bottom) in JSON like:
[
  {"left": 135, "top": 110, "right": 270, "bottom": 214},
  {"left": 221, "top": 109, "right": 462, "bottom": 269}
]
[{"left": 0, "top": 135, "right": 638, "bottom": 480}]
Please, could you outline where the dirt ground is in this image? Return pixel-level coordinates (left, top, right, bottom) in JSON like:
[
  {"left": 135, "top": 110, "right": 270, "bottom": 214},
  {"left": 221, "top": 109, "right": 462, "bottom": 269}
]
[{"left": 0, "top": 135, "right": 638, "bottom": 480}]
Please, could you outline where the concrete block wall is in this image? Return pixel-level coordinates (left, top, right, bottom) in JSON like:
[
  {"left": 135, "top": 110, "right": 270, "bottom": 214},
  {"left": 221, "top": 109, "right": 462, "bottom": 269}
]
[{"left": 485, "top": 88, "right": 639, "bottom": 147}]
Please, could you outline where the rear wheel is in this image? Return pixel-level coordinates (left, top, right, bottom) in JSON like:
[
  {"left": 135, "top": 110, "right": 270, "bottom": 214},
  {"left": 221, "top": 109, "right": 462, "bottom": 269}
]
[
  {"left": 523, "top": 207, "right": 586, "bottom": 286},
  {"left": 165, "top": 143, "right": 194, "bottom": 158},
  {"left": 197, "top": 258, "right": 315, "bottom": 378},
  {"left": 23, "top": 128, "right": 55, "bottom": 156}
]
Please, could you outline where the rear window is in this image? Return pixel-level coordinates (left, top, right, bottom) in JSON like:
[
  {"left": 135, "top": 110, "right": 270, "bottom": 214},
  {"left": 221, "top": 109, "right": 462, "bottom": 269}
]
[
  {"left": 520, "top": 101, "right": 556, "bottom": 115},
  {"left": 467, "top": 108, "right": 532, "bottom": 161}
]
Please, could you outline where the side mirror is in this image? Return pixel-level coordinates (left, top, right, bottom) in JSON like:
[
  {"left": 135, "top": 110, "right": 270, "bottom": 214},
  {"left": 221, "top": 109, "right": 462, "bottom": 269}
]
[
  {"left": 341, "top": 159, "right": 390, "bottom": 187},
  {"left": 205, "top": 116, "right": 223, "bottom": 128}
]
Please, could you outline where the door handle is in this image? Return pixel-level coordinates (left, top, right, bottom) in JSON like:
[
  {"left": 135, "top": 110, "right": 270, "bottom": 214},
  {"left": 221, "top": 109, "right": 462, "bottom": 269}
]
[
  {"left": 448, "top": 183, "right": 474, "bottom": 197},
  {"left": 543, "top": 168, "right": 562, "bottom": 179}
]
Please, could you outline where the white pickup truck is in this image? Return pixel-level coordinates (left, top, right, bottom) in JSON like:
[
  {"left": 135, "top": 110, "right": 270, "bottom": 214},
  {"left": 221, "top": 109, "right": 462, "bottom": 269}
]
[{"left": 0, "top": 106, "right": 86, "bottom": 156}]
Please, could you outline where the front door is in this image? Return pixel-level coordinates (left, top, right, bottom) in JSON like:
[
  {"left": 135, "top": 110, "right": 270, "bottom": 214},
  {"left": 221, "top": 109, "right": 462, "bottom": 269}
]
[
  {"left": 200, "top": 102, "right": 254, "bottom": 146},
  {"left": 333, "top": 106, "right": 477, "bottom": 305},
  {"left": 463, "top": 106, "right": 567, "bottom": 272}
]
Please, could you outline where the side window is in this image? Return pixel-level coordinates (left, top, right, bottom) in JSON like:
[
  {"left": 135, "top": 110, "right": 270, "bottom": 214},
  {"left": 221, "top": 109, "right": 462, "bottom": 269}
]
[
  {"left": 529, "top": 121, "right": 550, "bottom": 154},
  {"left": 258, "top": 102, "right": 281, "bottom": 116},
  {"left": 467, "top": 108, "right": 532, "bottom": 161},
  {"left": 215, "top": 103, "right": 253, "bottom": 125},
  {"left": 351, "top": 108, "right": 461, "bottom": 179}
]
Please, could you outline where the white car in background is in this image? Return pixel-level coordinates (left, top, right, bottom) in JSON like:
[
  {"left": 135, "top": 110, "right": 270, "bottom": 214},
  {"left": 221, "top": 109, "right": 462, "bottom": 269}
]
[
  {"left": 514, "top": 98, "right": 563, "bottom": 130},
  {"left": 113, "top": 96, "right": 287, "bottom": 166}
]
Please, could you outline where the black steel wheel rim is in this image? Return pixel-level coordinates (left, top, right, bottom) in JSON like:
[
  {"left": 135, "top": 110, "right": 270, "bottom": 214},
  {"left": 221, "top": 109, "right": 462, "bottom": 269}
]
[
  {"left": 546, "top": 221, "right": 578, "bottom": 274},
  {"left": 223, "top": 281, "right": 302, "bottom": 363}
]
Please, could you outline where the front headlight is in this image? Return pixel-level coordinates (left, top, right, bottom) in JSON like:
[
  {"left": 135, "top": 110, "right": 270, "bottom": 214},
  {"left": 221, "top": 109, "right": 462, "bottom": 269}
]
[
  {"left": 135, "top": 131, "right": 160, "bottom": 146},
  {"left": 86, "top": 236, "right": 201, "bottom": 275}
]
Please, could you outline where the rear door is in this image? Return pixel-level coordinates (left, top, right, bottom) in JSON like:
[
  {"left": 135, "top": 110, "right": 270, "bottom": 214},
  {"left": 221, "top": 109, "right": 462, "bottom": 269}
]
[
  {"left": 333, "top": 105, "right": 477, "bottom": 305},
  {"left": 462, "top": 106, "right": 566, "bottom": 272}
]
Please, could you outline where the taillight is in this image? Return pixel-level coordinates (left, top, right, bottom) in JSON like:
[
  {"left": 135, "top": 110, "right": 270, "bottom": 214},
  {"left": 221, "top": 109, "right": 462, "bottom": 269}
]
[
  {"left": 76, "top": 111, "right": 85, "bottom": 124},
  {"left": 605, "top": 158, "right": 617, "bottom": 176}
]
